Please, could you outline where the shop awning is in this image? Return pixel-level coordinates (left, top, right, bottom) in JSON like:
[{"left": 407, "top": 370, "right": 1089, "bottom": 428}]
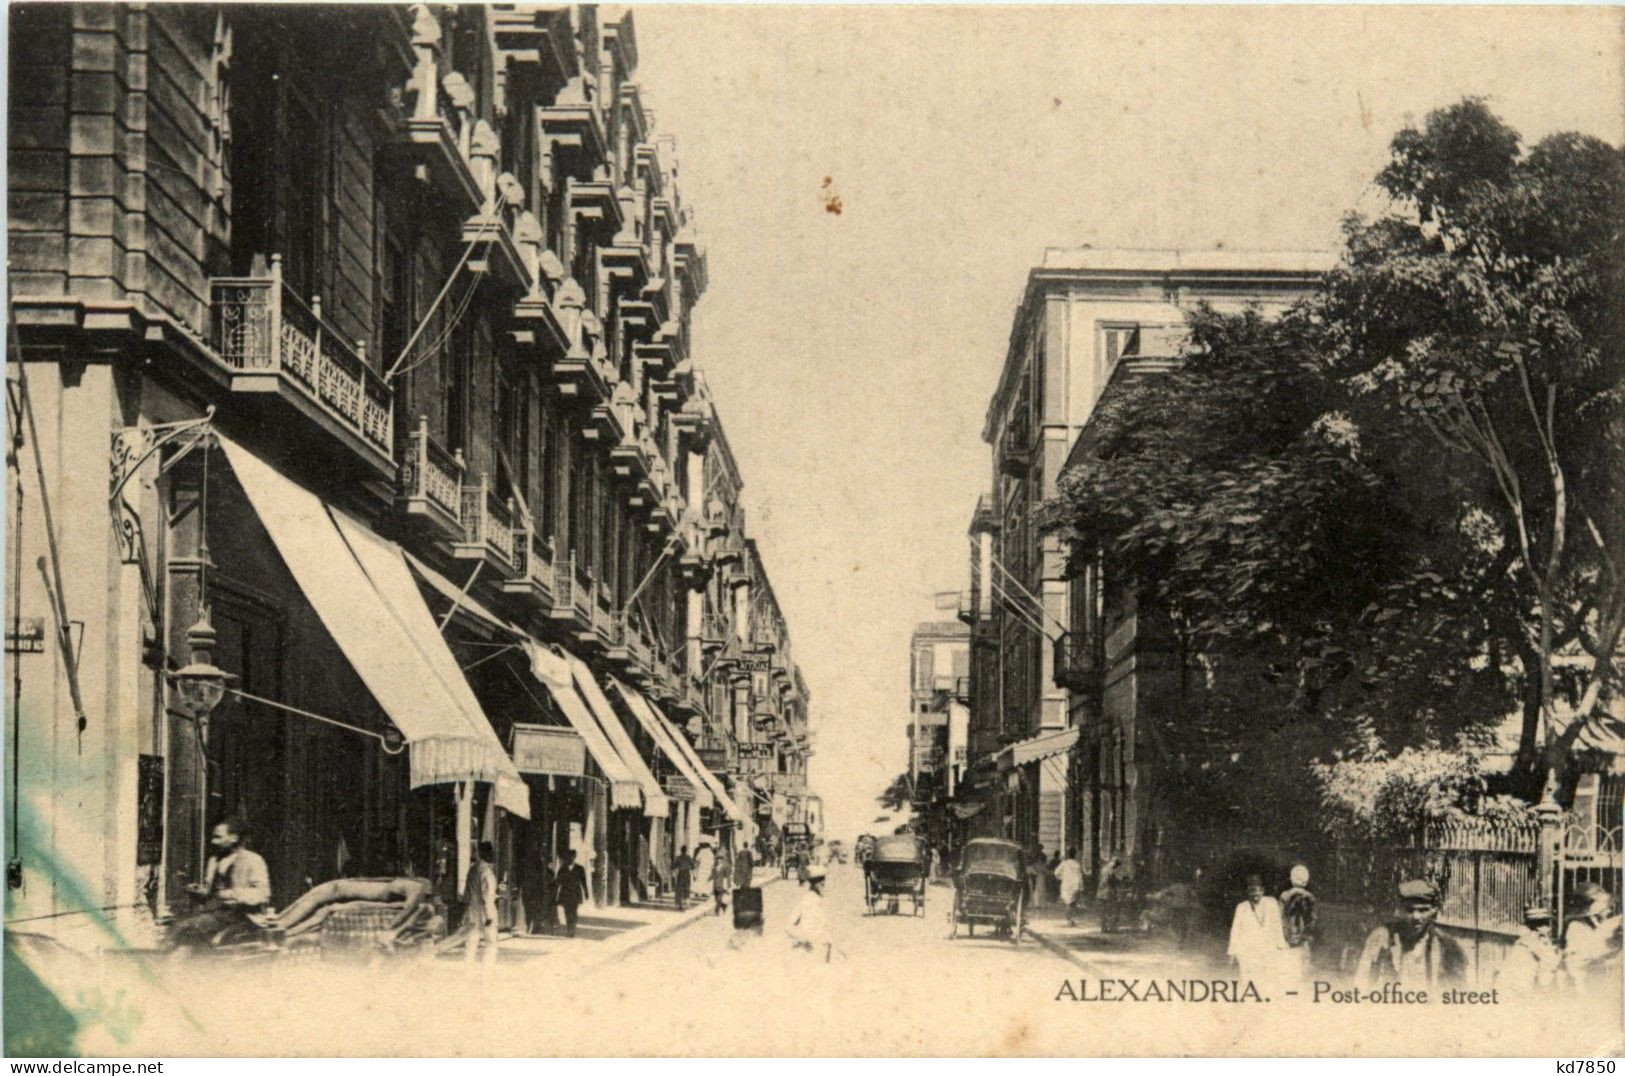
[
  {"left": 403, "top": 550, "right": 514, "bottom": 637},
  {"left": 653, "top": 704, "right": 749, "bottom": 825},
  {"left": 609, "top": 680, "right": 714, "bottom": 810},
  {"left": 218, "top": 436, "right": 530, "bottom": 818},
  {"left": 997, "top": 726, "right": 1079, "bottom": 771},
  {"left": 564, "top": 654, "right": 669, "bottom": 819},
  {"left": 526, "top": 643, "right": 644, "bottom": 811}
]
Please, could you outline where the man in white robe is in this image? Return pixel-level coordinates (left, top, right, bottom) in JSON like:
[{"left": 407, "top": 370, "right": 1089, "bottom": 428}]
[{"left": 1228, "top": 874, "right": 1286, "bottom": 987}]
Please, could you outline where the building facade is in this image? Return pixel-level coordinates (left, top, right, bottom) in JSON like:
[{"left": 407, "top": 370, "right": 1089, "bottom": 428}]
[
  {"left": 6, "top": 2, "right": 811, "bottom": 949},
  {"left": 962, "top": 248, "right": 1329, "bottom": 863}
]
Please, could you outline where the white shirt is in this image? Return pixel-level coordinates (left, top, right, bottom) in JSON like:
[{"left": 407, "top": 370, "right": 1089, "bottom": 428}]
[
  {"left": 1228, "top": 896, "right": 1287, "bottom": 966},
  {"left": 787, "top": 888, "right": 830, "bottom": 949},
  {"left": 1054, "top": 859, "right": 1085, "bottom": 903}
]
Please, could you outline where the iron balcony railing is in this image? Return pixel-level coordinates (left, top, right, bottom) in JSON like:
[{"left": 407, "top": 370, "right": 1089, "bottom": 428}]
[
  {"left": 211, "top": 256, "right": 394, "bottom": 459},
  {"left": 1053, "top": 627, "right": 1105, "bottom": 692},
  {"left": 455, "top": 475, "right": 518, "bottom": 570},
  {"left": 398, "top": 416, "right": 465, "bottom": 531}
]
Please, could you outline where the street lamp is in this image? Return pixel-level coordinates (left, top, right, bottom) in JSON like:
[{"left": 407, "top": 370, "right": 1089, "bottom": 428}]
[{"left": 169, "top": 607, "right": 232, "bottom": 723}]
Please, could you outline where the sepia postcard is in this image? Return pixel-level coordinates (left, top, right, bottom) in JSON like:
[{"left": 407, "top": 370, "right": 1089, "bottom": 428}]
[{"left": 3, "top": 0, "right": 1623, "bottom": 1059}]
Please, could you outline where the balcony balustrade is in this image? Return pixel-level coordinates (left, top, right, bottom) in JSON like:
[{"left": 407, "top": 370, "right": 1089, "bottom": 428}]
[
  {"left": 210, "top": 259, "right": 394, "bottom": 470},
  {"left": 453, "top": 475, "right": 518, "bottom": 574},
  {"left": 397, "top": 416, "right": 465, "bottom": 541},
  {"left": 503, "top": 527, "right": 554, "bottom": 605}
]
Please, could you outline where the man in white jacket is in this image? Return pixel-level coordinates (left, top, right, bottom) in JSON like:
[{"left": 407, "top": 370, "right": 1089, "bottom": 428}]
[
  {"left": 1228, "top": 874, "right": 1286, "bottom": 987},
  {"left": 787, "top": 865, "right": 832, "bottom": 962}
]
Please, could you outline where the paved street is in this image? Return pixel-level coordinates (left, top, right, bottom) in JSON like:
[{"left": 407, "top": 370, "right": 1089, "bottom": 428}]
[{"left": 21, "top": 862, "right": 1608, "bottom": 1057}]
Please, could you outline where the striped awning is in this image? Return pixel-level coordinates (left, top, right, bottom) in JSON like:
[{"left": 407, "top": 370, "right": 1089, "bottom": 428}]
[{"left": 997, "top": 726, "right": 1079, "bottom": 771}]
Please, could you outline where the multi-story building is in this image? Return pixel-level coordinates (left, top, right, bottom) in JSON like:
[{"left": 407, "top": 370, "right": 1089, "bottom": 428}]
[
  {"left": 5, "top": 2, "right": 810, "bottom": 948},
  {"left": 962, "top": 248, "right": 1329, "bottom": 862},
  {"left": 906, "top": 619, "right": 969, "bottom": 795}
]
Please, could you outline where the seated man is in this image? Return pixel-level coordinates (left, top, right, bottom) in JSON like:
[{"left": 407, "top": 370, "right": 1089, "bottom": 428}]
[{"left": 167, "top": 818, "right": 271, "bottom": 950}]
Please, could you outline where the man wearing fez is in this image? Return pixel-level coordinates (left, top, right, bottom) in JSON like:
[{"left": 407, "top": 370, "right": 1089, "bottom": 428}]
[{"left": 1356, "top": 878, "right": 1468, "bottom": 988}]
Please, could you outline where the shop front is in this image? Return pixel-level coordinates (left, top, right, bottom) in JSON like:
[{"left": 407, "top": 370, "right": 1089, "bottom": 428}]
[{"left": 165, "top": 436, "right": 531, "bottom": 921}]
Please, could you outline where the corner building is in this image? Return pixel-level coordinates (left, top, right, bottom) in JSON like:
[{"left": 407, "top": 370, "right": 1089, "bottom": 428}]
[{"left": 962, "top": 248, "right": 1328, "bottom": 865}]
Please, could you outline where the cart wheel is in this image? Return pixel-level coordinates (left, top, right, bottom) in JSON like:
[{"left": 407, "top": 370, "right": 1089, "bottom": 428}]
[{"left": 1013, "top": 891, "right": 1025, "bottom": 946}]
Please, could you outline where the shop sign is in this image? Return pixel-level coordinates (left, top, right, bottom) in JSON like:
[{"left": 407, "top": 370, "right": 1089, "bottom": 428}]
[
  {"left": 5, "top": 616, "right": 43, "bottom": 654},
  {"left": 511, "top": 724, "right": 586, "bottom": 776},
  {"left": 738, "top": 742, "right": 774, "bottom": 760},
  {"left": 695, "top": 747, "right": 729, "bottom": 770},
  {"left": 663, "top": 775, "right": 696, "bottom": 802}
]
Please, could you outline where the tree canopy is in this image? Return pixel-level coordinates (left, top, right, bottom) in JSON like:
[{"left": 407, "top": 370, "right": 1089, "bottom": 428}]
[{"left": 1051, "top": 99, "right": 1624, "bottom": 804}]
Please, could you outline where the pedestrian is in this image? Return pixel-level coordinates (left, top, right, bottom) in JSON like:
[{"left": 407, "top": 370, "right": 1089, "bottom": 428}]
[
  {"left": 1055, "top": 847, "right": 1085, "bottom": 927},
  {"left": 449, "top": 840, "right": 499, "bottom": 968},
  {"left": 1046, "top": 849, "right": 1062, "bottom": 903},
  {"left": 694, "top": 841, "right": 715, "bottom": 903},
  {"left": 734, "top": 842, "right": 754, "bottom": 891},
  {"left": 555, "top": 847, "right": 589, "bottom": 939},
  {"left": 1096, "top": 856, "right": 1121, "bottom": 933},
  {"left": 1227, "top": 874, "right": 1287, "bottom": 987},
  {"left": 672, "top": 845, "right": 694, "bottom": 911},
  {"left": 787, "top": 865, "right": 833, "bottom": 962},
  {"left": 1279, "top": 864, "right": 1317, "bottom": 985},
  {"left": 1497, "top": 902, "right": 1566, "bottom": 993},
  {"left": 1027, "top": 844, "right": 1048, "bottom": 908},
  {"left": 1562, "top": 883, "right": 1622, "bottom": 995},
  {"left": 712, "top": 845, "right": 733, "bottom": 915},
  {"left": 1355, "top": 878, "right": 1467, "bottom": 988}
]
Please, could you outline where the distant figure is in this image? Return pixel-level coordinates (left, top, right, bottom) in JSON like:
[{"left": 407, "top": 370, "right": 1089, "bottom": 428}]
[
  {"left": 672, "top": 846, "right": 694, "bottom": 911},
  {"left": 1356, "top": 879, "right": 1467, "bottom": 988},
  {"left": 555, "top": 848, "right": 589, "bottom": 938},
  {"left": 1497, "top": 902, "right": 1565, "bottom": 993},
  {"left": 1097, "top": 856, "right": 1122, "bottom": 933},
  {"left": 1562, "top": 883, "right": 1622, "bottom": 995},
  {"left": 1227, "top": 874, "right": 1286, "bottom": 987},
  {"left": 712, "top": 846, "right": 734, "bottom": 915},
  {"left": 734, "top": 844, "right": 755, "bottom": 890},
  {"left": 1279, "top": 864, "right": 1318, "bottom": 985},
  {"left": 694, "top": 842, "right": 716, "bottom": 902},
  {"left": 1054, "top": 848, "right": 1085, "bottom": 927},
  {"left": 1027, "top": 845, "right": 1049, "bottom": 908}
]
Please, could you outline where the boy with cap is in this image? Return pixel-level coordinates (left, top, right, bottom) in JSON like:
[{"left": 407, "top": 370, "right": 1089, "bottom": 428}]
[
  {"left": 1279, "top": 865, "right": 1318, "bottom": 985},
  {"left": 1496, "top": 902, "right": 1565, "bottom": 993},
  {"left": 1356, "top": 878, "right": 1468, "bottom": 988}
]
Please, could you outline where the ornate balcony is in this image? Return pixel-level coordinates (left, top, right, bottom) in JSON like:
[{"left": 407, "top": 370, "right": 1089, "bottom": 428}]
[
  {"left": 548, "top": 551, "right": 584, "bottom": 628},
  {"left": 503, "top": 528, "right": 554, "bottom": 605},
  {"left": 699, "top": 611, "right": 729, "bottom": 654},
  {"left": 210, "top": 259, "right": 394, "bottom": 474},
  {"left": 453, "top": 475, "right": 518, "bottom": 575},
  {"left": 397, "top": 416, "right": 466, "bottom": 543}
]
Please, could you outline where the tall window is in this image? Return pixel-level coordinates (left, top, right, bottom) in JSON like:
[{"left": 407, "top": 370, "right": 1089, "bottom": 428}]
[
  {"left": 227, "top": 20, "right": 331, "bottom": 292},
  {"left": 540, "top": 418, "right": 559, "bottom": 545}
]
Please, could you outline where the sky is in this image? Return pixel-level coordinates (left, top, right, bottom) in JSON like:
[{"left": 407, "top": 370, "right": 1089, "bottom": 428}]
[{"left": 633, "top": 5, "right": 1625, "bottom": 842}]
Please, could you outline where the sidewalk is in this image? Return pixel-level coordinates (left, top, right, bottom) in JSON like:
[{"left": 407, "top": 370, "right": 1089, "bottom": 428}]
[
  {"left": 481, "top": 875, "right": 783, "bottom": 971},
  {"left": 1021, "top": 903, "right": 1226, "bottom": 973}
]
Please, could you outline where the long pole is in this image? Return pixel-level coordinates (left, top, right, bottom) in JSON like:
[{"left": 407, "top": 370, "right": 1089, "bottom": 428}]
[{"left": 7, "top": 380, "right": 23, "bottom": 872}]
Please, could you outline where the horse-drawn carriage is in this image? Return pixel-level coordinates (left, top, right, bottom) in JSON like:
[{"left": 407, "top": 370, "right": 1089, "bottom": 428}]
[
  {"left": 948, "top": 838, "right": 1025, "bottom": 943},
  {"left": 863, "top": 834, "right": 928, "bottom": 916}
]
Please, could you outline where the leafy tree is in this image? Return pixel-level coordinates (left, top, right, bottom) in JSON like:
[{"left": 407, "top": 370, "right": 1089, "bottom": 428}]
[
  {"left": 1328, "top": 98, "right": 1625, "bottom": 790},
  {"left": 877, "top": 772, "right": 914, "bottom": 812},
  {"left": 1050, "top": 98, "right": 1623, "bottom": 813}
]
